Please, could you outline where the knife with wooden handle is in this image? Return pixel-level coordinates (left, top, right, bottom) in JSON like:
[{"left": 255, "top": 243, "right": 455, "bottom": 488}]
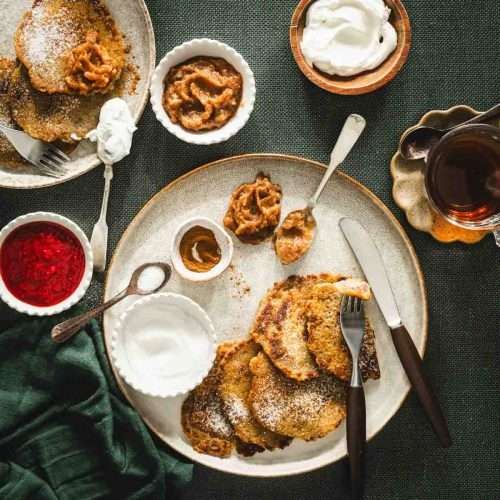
[{"left": 339, "top": 217, "right": 452, "bottom": 448}]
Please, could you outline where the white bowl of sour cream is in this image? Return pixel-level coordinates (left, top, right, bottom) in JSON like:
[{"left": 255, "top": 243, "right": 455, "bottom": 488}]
[{"left": 111, "top": 293, "right": 216, "bottom": 398}]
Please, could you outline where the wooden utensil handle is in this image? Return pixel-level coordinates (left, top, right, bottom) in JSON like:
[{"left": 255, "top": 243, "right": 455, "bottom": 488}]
[
  {"left": 391, "top": 325, "right": 452, "bottom": 448},
  {"left": 51, "top": 292, "right": 126, "bottom": 344},
  {"left": 347, "top": 385, "right": 366, "bottom": 500}
]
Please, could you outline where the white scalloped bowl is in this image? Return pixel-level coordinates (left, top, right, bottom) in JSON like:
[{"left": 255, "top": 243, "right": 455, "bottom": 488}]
[
  {"left": 171, "top": 217, "right": 233, "bottom": 282},
  {"left": 111, "top": 293, "right": 216, "bottom": 398},
  {"left": 0, "top": 212, "right": 93, "bottom": 316},
  {"left": 150, "top": 39, "right": 256, "bottom": 145}
]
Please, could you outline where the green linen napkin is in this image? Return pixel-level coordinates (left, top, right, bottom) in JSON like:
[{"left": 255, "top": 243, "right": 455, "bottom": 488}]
[{"left": 0, "top": 314, "right": 192, "bottom": 499}]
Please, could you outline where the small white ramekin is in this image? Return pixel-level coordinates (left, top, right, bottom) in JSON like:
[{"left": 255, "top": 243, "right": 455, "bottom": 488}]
[
  {"left": 0, "top": 212, "right": 93, "bottom": 316},
  {"left": 111, "top": 293, "right": 216, "bottom": 398},
  {"left": 150, "top": 38, "right": 256, "bottom": 145},
  {"left": 171, "top": 217, "right": 233, "bottom": 282}
]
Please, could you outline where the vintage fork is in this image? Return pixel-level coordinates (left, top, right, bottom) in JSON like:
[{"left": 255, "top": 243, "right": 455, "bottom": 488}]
[
  {"left": 340, "top": 295, "right": 366, "bottom": 500},
  {"left": 0, "top": 123, "right": 70, "bottom": 178}
]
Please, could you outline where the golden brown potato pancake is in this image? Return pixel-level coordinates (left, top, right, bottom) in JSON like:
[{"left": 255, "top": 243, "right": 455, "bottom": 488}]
[
  {"left": 219, "top": 339, "right": 291, "bottom": 451},
  {"left": 9, "top": 64, "right": 108, "bottom": 143},
  {"left": 181, "top": 342, "right": 262, "bottom": 458},
  {"left": 0, "top": 59, "right": 29, "bottom": 168},
  {"left": 248, "top": 352, "right": 347, "bottom": 441},
  {"left": 15, "top": 0, "right": 125, "bottom": 95},
  {"left": 251, "top": 274, "right": 380, "bottom": 382},
  {"left": 305, "top": 281, "right": 380, "bottom": 382}
]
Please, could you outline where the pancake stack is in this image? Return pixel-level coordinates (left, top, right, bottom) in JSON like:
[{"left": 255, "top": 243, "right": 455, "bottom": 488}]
[
  {"left": 0, "top": 0, "right": 126, "bottom": 166},
  {"left": 182, "top": 273, "right": 381, "bottom": 458}
]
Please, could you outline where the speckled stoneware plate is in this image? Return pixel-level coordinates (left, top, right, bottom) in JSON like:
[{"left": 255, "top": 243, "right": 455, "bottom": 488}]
[
  {"left": 391, "top": 105, "right": 498, "bottom": 244},
  {"left": 0, "top": 0, "right": 155, "bottom": 189},
  {"left": 103, "top": 154, "right": 427, "bottom": 477}
]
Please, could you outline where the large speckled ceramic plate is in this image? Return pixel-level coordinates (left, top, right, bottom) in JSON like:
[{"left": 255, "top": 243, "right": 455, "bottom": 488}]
[
  {"left": 103, "top": 154, "right": 427, "bottom": 477},
  {"left": 0, "top": 0, "right": 155, "bottom": 189}
]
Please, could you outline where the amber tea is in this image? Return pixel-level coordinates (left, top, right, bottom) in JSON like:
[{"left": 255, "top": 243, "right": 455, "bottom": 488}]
[{"left": 425, "top": 125, "right": 500, "bottom": 228}]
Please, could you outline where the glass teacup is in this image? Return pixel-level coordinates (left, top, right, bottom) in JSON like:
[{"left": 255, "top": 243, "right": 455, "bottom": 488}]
[{"left": 424, "top": 124, "right": 500, "bottom": 244}]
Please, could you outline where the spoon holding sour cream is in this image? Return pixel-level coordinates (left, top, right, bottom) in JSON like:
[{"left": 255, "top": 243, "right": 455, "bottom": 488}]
[
  {"left": 87, "top": 98, "right": 137, "bottom": 272},
  {"left": 275, "top": 114, "right": 366, "bottom": 264}
]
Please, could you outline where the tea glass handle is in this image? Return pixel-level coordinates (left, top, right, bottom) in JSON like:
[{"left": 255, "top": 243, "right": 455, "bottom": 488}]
[{"left": 494, "top": 229, "right": 500, "bottom": 248}]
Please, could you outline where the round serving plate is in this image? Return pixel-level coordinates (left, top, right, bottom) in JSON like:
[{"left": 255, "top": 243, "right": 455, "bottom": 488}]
[
  {"left": 103, "top": 154, "right": 428, "bottom": 477},
  {"left": 0, "top": 0, "right": 155, "bottom": 189}
]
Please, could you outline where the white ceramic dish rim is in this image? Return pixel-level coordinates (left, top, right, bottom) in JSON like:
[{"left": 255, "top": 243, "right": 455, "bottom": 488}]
[
  {"left": 0, "top": 212, "right": 93, "bottom": 316},
  {"left": 110, "top": 292, "right": 217, "bottom": 398},
  {"left": 170, "top": 216, "right": 234, "bottom": 282},
  {"left": 103, "top": 153, "right": 428, "bottom": 478},
  {"left": 150, "top": 38, "right": 256, "bottom": 145},
  {"left": 0, "top": 0, "right": 156, "bottom": 190}
]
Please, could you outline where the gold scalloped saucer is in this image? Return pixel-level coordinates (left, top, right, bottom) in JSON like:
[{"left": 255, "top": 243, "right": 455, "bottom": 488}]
[{"left": 390, "top": 105, "right": 499, "bottom": 244}]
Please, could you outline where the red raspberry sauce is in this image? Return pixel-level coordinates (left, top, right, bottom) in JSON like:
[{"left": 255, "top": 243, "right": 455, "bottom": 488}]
[{"left": 0, "top": 222, "right": 85, "bottom": 307}]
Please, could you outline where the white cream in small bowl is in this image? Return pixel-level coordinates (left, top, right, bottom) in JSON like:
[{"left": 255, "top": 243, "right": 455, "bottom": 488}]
[
  {"left": 111, "top": 293, "right": 216, "bottom": 398},
  {"left": 301, "top": 0, "right": 398, "bottom": 77},
  {"left": 150, "top": 38, "right": 256, "bottom": 145},
  {"left": 171, "top": 217, "right": 233, "bottom": 282}
]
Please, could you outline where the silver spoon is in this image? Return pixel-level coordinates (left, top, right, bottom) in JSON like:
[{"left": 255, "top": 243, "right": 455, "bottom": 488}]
[
  {"left": 274, "top": 114, "right": 366, "bottom": 265},
  {"left": 399, "top": 103, "right": 500, "bottom": 161},
  {"left": 51, "top": 262, "right": 172, "bottom": 344}
]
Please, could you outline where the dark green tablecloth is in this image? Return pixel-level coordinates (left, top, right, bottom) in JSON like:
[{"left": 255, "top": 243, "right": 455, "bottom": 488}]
[
  {"left": 0, "top": 0, "right": 499, "bottom": 499},
  {"left": 0, "top": 315, "right": 192, "bottom": 499}
]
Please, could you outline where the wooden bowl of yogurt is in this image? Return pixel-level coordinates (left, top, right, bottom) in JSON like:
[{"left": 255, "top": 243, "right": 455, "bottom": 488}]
[{"left": 290, "top": 0, "right": 411, "bottom": 95}]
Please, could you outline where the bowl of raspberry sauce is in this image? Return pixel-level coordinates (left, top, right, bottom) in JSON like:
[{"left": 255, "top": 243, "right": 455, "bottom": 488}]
[{"left": 0, "top": 212, "right": 93, "bottom": 316}]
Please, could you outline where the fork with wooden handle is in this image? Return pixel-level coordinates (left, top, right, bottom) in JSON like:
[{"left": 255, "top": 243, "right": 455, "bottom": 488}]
[
  {"left": 340, "top": 296, "right": 366, "bottom": 500},
  {"left": 0, "top": 123, "right": 69, "bottom": 177},
  {"left": 340, "top": 217, "right": 452, "bottom": 448}
]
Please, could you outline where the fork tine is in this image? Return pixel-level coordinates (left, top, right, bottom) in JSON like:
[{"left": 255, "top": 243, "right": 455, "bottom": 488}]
[
  {"left": 341, "top": 295, "right": 349, "bottom": 313},
  {"left": 48, "top": 146, "right": 70, "bottom": 162},
  {"left": 41, "top": 154, "right": 67, "bottom": 172},
  {"left": 39, "top": 157, "right": 66, "bottom": 176},
  {"left": 348, "top": 296, "right": 354, "bottom": 312},
  {"left": 41, "top": 152, "right": 64, "bottom": 168},
  {"left": 353, "top": 297, "right": 361, "bottom": 313},
  {"left": 34, "top": 161, "right": 62, "bottom": 178}
]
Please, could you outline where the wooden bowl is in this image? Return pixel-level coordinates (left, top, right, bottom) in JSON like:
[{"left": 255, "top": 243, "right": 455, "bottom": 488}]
[{"left": 290, "top": 0, "right": 412, "bottom": 95}]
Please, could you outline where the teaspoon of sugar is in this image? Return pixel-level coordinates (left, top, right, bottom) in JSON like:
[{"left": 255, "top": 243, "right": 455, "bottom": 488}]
[{"left": 51, "top": 262, "right": 172, "bottom": 343}]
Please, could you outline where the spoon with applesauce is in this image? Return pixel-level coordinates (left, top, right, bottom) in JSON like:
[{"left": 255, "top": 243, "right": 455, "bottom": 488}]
[
  {"left": 274, "top": 114, "right": 366, "bottom": 265},
  {"left": 51, "top": 262, "right": 172, "bottom": 343}
]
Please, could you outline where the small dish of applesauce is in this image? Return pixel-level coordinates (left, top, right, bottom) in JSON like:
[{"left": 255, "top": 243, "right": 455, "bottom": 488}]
[
  {"left": 171, "top": 216, "right": 233, "bottom": 282},
  {"left": 163, "top": 57, "right": 243, "bottom": 132},
  {"left": 150, "top": 39, "right": 256, "bottom": 145}
]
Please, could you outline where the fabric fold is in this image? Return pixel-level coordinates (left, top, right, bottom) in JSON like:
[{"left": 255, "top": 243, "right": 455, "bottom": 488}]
[{"left": 0, "top": 314, "right": 192, "bottom": 500}]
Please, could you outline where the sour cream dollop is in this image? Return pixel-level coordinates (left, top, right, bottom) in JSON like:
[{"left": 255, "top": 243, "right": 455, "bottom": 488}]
[
  {"left": 87, "top": 98, "right": 137, "bottom": 164},
  {"left": 301, "top": 0, "right": 398, "bottom": 77}
]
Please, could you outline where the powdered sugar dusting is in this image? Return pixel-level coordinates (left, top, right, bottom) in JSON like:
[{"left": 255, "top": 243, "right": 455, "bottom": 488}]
[
  {"left": 224, "top": 395, "right": 250, "bottom": 425},
  {"left": 201, "top": 399, "right": 233, "bottom": 437},
  {"left": 20, "top": 4, "right": 80, "bottom": 84},
  {"left": 184, "top": 354, "right": 235, "bottom": 440},
  {"left": 251, "top": 355, "right": 346, "bottom": 434}
]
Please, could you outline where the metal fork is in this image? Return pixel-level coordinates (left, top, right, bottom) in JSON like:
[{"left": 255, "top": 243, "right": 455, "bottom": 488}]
[
  {"left": 0, "top": 123, "right": 70, "bottom": 178},
  {"left": 340, "top": 296, "right": 366, "bottom": 500}
]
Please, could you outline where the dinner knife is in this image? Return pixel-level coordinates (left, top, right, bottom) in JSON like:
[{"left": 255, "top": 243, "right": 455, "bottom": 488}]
[{"left": 339, "top": 217, "right": 452, "bottom": 448}]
